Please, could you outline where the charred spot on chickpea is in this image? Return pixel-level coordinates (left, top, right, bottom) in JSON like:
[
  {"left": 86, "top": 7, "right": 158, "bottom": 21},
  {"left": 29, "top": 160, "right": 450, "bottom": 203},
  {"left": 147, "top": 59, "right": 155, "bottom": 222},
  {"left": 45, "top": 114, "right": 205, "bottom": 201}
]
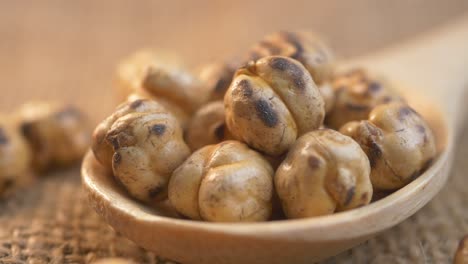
[
  {"left": 0, "top": 127, "right": 8, "bottom": 145},
  {"left": 151, "top": 124, "right": 166, "bottom": 136},
  {"left": 130, "top": 99, "right": 144, "bottom": 109},
  {"left": 20, "top": 122, "right": 33, "bottom": 137},
  {"left": 148, "top": 185, "right": 165, "bottom": 199},
  {"left": 307, "top": 155, "right": 321, "bottom": 169},
  {"left": 268, "top": 56, "right": 307, "bottom": 90},
  {"left": 255, "top": 99, "right": 279, "bottom": 128},
  {"left": 2, "top": 178, "right": 14, "bottom": 189},
  {"left": 113, "top": 153, "right": 122, "bottom": 166},
  {"left": 344, "top": 187, "right": 356, "bottom": 206},
  {"left": 214, "top": 124, "right": 225, "bottom": 140},
  {"left": 279, "top": 31, "right": 306, "bottom": 58},
  {"left": 238, "top": 79, "right": 254, "bottom": 98}
]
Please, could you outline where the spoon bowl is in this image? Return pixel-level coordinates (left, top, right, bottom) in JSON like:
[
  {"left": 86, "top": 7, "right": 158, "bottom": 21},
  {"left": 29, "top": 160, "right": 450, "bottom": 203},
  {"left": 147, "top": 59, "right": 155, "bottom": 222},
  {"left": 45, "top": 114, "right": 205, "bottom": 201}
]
[{"left": 82, "top": 15, "right": 468, "bottom": 264}]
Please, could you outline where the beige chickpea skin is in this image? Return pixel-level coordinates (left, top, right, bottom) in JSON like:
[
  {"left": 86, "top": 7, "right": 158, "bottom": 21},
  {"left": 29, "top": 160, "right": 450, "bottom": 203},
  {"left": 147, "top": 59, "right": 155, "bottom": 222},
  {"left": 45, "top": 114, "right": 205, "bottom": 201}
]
[
  {"left": 116, "top": 50, "right": 207, "bottom": 126},
  {"left": 93, "top": 99, "right": 190, "bottom": 202},
  {"left": 169, "top": 141, "right": 274, "bottom": 222},
  {"left": 340, "top": 102, "right": 436, "bottom": 190},
  {"left": 318, "top": 82, "right": 335, "bottom": 114},
  {"left": 326, "top": 68, "right": 402, "bottom": 129},
  {"left": 185, "top": 101, "right": 232, "bottom": 151},
  {"left": 127, "top": 93, "right": 190, "bottom": 129},
  {"left": 455, "top": 236, "right": 468, "bottom": 264},
  {"left": 197, "top": 61, "right": 237, "bottom": 102},
  {"left": 0, "top": 117, "right": 32, "bottom": 196},
  {"left": 225, "top": 56, "right": 325, "bottom": 156},
  {"left": 275, "top": 129, "right": 372, "bottom": 218},
  {"left": 17, "top": 102, "right": 90, "bottom": 172},
  {"left": 247, "top": 31, "right": 334, "bottom": 85},
  {"left": 92, "top": 98, "right": 167, "bottom": 169}
]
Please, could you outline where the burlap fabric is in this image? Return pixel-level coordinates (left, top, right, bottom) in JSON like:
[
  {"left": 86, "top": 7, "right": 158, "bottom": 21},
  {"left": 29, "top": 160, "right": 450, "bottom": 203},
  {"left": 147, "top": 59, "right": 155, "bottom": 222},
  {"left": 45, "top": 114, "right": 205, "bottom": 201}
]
[{"left": 0, "top": 121, "right": 465, "bottom": 263}]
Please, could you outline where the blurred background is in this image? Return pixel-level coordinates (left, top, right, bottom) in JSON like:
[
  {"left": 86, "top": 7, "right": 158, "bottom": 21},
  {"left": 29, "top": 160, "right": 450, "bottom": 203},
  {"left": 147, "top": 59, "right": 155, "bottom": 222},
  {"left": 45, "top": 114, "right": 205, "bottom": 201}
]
[{"left": 1, "top": 1, "right": 468, "bottom": 124}]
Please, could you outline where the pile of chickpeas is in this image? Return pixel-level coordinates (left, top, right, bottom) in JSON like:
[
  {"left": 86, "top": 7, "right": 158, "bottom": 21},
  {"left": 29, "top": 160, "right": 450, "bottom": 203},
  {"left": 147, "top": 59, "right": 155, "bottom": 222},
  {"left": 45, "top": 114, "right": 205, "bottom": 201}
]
[
  {"left": 0, "top": 102, "right": 90, "bottom": 196},
  {"left": 92, "top": 31, "right": 437, "bottom": 222}
]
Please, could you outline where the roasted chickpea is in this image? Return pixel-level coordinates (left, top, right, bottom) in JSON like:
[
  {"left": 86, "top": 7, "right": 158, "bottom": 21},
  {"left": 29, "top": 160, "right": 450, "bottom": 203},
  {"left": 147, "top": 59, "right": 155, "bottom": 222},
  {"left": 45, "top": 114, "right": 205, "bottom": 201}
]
[
  {"left": 116, "top": 50, "right": 182, "bottom": 97},
  {"left": 18, "top": 102, "right": 90, "bottom": 172},
  {"left": 455, "top": 236, "right": 468, "bottom": 264},
  {"left": 169, "top": 141, "right": 274, "bottom": 222},
  {"left": 185, "top": 101, "right": 231, "bottom": 151},
  {"left": 197, "top": 61, "right": 237, "bottom": 102},
  {"left": 116, "top": 50, "right": 206, "bottom": 122},
  {"left": 247, "top": 31, "right": 334, "bottom": 84},
  {"left": 0, "top": 116, "right": 32, "bottom": 195},
  {"left": 225, "top": 56, "right": 325, "bottom": 156},
  {"left": 326, "top": 68, "right": 402, "bottom": 129},
  {"left": 340, "top": 102, "right": 436, "bottom": 190},
  {"left": 94, "top": 99, "right": 190, "bottom": 202},
  {"left": 275, "top": 129, "right": 372, "bottom": 218},
  {"left": 92, "top": 98, "right": 167, "bottom": 169}
]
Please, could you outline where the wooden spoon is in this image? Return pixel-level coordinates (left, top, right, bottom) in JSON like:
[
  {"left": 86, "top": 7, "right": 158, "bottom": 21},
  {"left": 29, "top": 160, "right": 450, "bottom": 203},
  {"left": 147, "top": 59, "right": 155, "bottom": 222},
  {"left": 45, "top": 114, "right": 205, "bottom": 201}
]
[{"left": 81, "top": 15, "right": 468, "bottom": 264}]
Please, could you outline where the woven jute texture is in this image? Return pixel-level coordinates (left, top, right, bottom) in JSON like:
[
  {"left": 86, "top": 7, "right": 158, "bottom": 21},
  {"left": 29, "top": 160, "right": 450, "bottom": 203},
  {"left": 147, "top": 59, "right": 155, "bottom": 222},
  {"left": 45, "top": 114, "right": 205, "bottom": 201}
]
[{"left": 0, "top": 123, "right": 466, "bottom": 264}]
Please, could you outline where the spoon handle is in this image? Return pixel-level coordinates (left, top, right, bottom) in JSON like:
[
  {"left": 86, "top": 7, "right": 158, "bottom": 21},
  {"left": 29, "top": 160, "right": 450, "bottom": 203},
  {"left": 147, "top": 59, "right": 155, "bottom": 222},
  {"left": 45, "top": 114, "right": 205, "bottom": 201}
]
[{"left": 352, "top": 14, "right": 468, "bottom": 134}]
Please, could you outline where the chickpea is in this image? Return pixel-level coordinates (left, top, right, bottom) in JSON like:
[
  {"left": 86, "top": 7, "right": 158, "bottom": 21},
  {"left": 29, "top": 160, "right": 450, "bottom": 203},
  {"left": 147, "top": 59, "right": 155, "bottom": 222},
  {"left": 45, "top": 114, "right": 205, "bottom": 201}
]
[
  {"left": 340, "top": 102, "right": 436, "bottom": 190},
  {"left": 93, "top": 99, "right": 190, "bottom": 202},
  {"left": 247, "top": 31, "right": 334, "bottom": 85},
  {"left": 225, "top": 56, "right": 325, "bottom": 156},
  {"left": 0, "top": 116, "right": 32, "bottom": 196},
  {"left": 455, "top": 236, "right": 468, "bottom": 264},
  {"left": 169, "top": 141, "right": 274, "bottom": 222},
  {"left": 116, "top": 50, "right": 206, "bottom": 125},
  {"left": 326, "top": 68, "right": 402, "bottom": 129},
  {"left": 92, "top": 98, "right": 167, "bottom": 169},
  {"left": 185, "top": 101, "right": 232, "bottom": 151},
  {"left": 275, "top": 129, "right": 372, "bottom": 218},
  {"left": 18, "top": 102, "right": 90, "bottom": 172}
]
